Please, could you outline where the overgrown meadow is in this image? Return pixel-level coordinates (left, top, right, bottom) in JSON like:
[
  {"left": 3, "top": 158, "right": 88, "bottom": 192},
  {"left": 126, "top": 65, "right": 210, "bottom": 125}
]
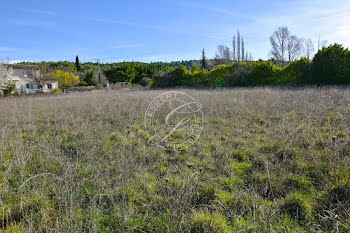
[{"left": 1, "top": 88, "right": 350, "bottom": 232}]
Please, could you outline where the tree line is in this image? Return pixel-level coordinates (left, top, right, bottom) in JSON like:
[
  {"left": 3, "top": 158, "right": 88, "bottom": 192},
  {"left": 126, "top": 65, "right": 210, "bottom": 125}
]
[
  {"left": 1, "top": 26, "right": 349, "bottom": 92},
  {"left": 151, "top": 43, "right": 350, "bottom": 87},
  {"left": 214, "top": 30, "right": 253, "bottom": 65}
]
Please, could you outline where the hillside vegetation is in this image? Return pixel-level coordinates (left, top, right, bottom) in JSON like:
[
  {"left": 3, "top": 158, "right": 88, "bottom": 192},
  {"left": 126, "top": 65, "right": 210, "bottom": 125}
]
[
  {"left": 15, "top": 44, "right": 350, "bottom": 90},
  {"left": 0, "top": 88, "right": 350, "bottom": 232}
]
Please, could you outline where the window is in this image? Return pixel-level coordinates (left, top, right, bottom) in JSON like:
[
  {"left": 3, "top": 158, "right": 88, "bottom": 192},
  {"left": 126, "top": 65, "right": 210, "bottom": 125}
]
[{"left": 47, "top": 84, "right": 52, "bottom": 89}]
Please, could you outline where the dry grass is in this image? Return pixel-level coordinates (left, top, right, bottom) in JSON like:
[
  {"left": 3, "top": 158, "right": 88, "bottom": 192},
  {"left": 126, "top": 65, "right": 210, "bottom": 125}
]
[{"left": 0, "top": 87, "right": 350, "bottom": 232}]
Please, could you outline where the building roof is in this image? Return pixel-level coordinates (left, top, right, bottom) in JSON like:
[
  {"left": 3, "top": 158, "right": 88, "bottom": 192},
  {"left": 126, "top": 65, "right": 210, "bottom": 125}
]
[
  {"left": 11, "top": 77, "right": 35, "bottom": 85},
  {"left": 6, "top": 64, "right": 39, "bottom": 70}
]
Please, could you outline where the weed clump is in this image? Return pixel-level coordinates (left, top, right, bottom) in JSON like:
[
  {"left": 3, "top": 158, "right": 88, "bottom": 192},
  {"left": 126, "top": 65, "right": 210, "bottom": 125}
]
[{"left": 189, "top": 210, "right": 229, "bottom": 233}]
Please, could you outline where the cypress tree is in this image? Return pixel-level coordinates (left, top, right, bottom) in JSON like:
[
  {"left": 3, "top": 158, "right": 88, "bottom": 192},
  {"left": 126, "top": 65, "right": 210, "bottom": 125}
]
[
  {"left": 75, "top": 55, "right": 82, "bottom": 73},
  {"left": 201, "top": 49, "right": 208, "bottom": 69}
]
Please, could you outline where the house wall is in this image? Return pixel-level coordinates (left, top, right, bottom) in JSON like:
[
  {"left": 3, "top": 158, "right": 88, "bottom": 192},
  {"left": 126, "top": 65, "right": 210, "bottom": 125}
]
[
  {"left": 10, "top": 67, "right": 59, "bottom": 94},
  {"left": 43, "top": 81, "right": 59, "bottom": 93}
]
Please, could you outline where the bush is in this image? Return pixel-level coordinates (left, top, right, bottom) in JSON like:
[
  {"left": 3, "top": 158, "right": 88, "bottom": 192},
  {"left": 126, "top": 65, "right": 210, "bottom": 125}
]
[
  {"left": 79, "top": 81, "right": 88, "bottom": 86},
  {"left": 4, "top": 84, "right": 14, "bottom": 96},
  {"left": 53, "top": 88, "right": 62, "bottom": 93},
  {"left": 280, "top": 58, "right": 311, "bottom": 85},
  {"left": 250, "top": 60, "right": 281, "bottom": 86},
  {"left": 185, "top": 68, "right": 208, "bottom": 86},
  {"left": 139, "top": 77, "right": 152, "bottom": 87},
  {"left": 83, "top": 70, "right": 95, "bottom": 86},
  {"left": 51, "top": 70, "right": 80, "bottom": 89},
  {"left": 209, "top": 62, "right": 251, "bottom": 87},
  {"left": 152, "top": 68, "right": 177, "bottom": 87},
  {"left": 311, "top": 44, "right": 350, "bottom": 84}
]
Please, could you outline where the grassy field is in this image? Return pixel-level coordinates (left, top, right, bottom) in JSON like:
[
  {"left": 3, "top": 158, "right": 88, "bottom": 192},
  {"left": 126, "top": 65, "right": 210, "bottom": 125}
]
[{"left": 1, "top": 88, "right": 350, "bottom": 232}]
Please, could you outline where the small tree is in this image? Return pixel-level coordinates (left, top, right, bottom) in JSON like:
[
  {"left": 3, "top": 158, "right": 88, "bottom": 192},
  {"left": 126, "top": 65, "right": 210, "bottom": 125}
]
[
  {"left": 201, "top": 49, "right": 208, "bottom": 70},
  {"left": 215, "top": 45, "right": 231, "bottom": 64},
  {"left": 84, "top": 70, "right": 95, "bottom": 86},
  {"left": 27, "top": 63, "right": 53, "bottom": 87},
  {"left": 51, "top": 70, "right": 80, "bottom": 89},
  {"left": 287, "top": 35, "right": 302, "bottom": 62},
  {"left": 302, "top": 38, "right": 315, "bottom": 59},
  {"left": 270, "top": 26, "right": 290, "bottom": 66},
  {"left": 75, "top": 55, "right": 82, "bottom": 73},
  {"left": 232, "top": 35, "right": 236, "bottom": 61},
  {"left": 0, "top": 61, "right": 13, "bottom": 95}
]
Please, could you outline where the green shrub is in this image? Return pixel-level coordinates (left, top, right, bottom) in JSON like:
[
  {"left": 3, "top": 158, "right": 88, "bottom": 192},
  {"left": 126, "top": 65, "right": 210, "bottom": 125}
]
[
  {"left": 250, "top": 60, "right": 281, "bottom": 85},
  {"left": 83, "top": 70, "right": 95, "bottom": 86},
  {"left": 4, "top": 84, "right": 14, "bottom": 96},
  {"left": 311, "top": 43, "right": 350, "bottom": 84},
  {"left": 209, "top": 62, "right": 251, "bottom": 87},
  {"left": 53, "top": 88, "right": 62, "bottom": 93},
  {"left": 280, "top": 58, "right": 311, "bottom": 85},
  {"left": 79, "top": 81, "right": 88, "bottom": 86},
  {"left": 185, "top": 68, "right": 208, "bottom": 86},
  {"left": 139, "top": 77, "right": 153, "bottom": 87},
  {"left": 152, "top": 67, "right": 178, "bottom": 87}
]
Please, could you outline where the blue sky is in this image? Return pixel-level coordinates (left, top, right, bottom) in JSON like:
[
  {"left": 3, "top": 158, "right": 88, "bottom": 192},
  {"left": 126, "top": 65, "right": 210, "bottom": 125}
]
[{"left": 1, "top": 0, "right": 350, "bottom": 63}]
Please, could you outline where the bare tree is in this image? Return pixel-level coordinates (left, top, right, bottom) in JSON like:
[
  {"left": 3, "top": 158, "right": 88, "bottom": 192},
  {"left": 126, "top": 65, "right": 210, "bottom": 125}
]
[
  {"left": 232, "top": 35, "right": 236, "bottom": 61},
  {"left": 270, "top": 26, "right": 290, "bottom": 66},
  {"left": 246, "top": 52, "right": 248, "bottom": 62},
  {"left": 317, "top": 36, "right": 328, "bottom": 51},
  {"left": 27, "top": 63, "right": 54, "bottom": 87},
  {"left": 302, "top": 38, "right": 315, "bottom": 59},
  {"left": 0, "top": 61, "right": 13, "bottom": 95},
  {"left": 287, "top": 35, "right": 302, "bottom": 62},
  {"left": 215, "top": 45, "right": 231, "bottom": 64},
  {"left": 237, "top": 30, "right": 241, "bottom": 61}
]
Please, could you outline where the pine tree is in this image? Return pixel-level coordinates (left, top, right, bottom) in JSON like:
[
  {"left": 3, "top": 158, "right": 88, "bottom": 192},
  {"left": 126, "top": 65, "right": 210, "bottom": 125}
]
[
  {"left": 75, "top": 55, "right": 81, "bottom": 73},
  {"left": 201, "top": 49, "right": 208, "bottom": 69}
]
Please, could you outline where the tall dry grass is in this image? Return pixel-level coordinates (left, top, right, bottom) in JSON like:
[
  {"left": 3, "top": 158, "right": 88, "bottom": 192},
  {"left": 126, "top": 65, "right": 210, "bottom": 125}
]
[{"left": 0, "top": 88, "right": 350, "bottom": 232}]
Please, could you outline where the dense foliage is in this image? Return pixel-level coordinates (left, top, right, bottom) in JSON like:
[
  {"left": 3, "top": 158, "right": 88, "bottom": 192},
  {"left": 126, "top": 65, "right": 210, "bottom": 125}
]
[
  {"left": 19, "top": 44, "right": 350, "bottom": 88},
  {"left": 151, "top": 44, "right": 349, "bottom": 87},
  {"left": 311, "top": 44, "right": 350, "bottom": 85},
  {"left": 51, "top": 70, "right": 80, "bottom": 89}
]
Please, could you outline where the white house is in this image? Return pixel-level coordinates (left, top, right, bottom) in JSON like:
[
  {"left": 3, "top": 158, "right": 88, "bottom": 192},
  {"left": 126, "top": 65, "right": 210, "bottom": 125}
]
[{"left": 9, "top": 65, "right": 58, "bottom": 94}]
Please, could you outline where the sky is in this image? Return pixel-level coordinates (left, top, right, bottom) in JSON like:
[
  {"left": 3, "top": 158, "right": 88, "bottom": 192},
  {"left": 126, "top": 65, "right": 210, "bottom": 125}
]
[{"left": 1, "top": 0, "right": 350, "bottom": 63}]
